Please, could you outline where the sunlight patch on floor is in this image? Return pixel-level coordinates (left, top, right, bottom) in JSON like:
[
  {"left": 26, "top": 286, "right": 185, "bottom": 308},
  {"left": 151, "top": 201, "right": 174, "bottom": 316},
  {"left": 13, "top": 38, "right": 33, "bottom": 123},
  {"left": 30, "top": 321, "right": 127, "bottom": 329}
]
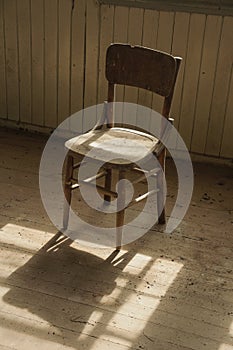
[
  {"left": 0, "top": 223, "right": 54, "bottom": 249},
  {"left": 229, "top": 320, "right": 233, "bottom": 337},
  {"left": 1, "top": 223, "right": 184, "bottom": 349},
  {"left": 218, "top": 344, "right": 233, "bottom": 350},
  {"left": 86, "top": 255, "right": 183, "bottom": 349}
]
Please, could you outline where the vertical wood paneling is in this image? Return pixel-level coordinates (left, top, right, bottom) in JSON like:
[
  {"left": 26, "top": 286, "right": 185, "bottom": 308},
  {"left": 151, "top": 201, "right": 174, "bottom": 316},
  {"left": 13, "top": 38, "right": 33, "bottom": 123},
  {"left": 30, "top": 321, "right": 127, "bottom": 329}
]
[
  {"left": 113, "top": 6, "right": 129, "bottom": 124},
  {"left": 220, "top": 69, "right": 233, "bottom": 158},
  {"left": 191, "top": 15, "right": 222, "bottom": 153},
  {"left": 70, "top": 0, "right": 85, "bottom": 115},
  {"left": 168, "top": 12, "right": 190, "bottom": 150},
  {"left": 137, "top": 9, "right": 159, "bottom": 132},
  {"left": 205, "top": 16, "right": 233, "bottom": 156},
  {"left": 138, "top": 9, "right": 159, "bottom": 109},
  {"left": 44, "top": 0, "right": 58, "bottom": 128},
  {"left": 83, "top": 0, "right": 99, "bottom": 131},
  {"left": 70, "top": 0, "right": 86, "bottom": 133},
  {"left": 4, "top": 0, "right": 19, "bottom": 120},
  {"left": 171, "top": 12, "right": 190, "bottom": 130},
  {"left": 17, "top": 0, "right": 31, "bottom": 123},
  {"left": 84, "top": 0, "right": 99, "bottom": 109},
  {"left": 123, "top": 7, "right": 143, "bottom": 126},
  {"left": 57, "top": 0, "right": 71, "bottom": 124},
  {"left": 0, "top": 1, "right": 232, "bottom": 159},
  {"left": 31, "top": 0, "right": 44, "bottom": 125},
  {"left": 98, "top": 4, "right": 114, "bottom": 104},
  {"left": 178, "top": 13, "right": 206, "bottom": 149},
  {"left": 142, "top": 9, "right": 159, "bottom": 50},
  {"left": 0, "top": 0, "right": 7, "bottom": 118},
  {"left": 152, "top": 11, "right": 174, "bottom": 113},
  {"left": 156, "top": 11, "right": 174, "bottom": 52}
]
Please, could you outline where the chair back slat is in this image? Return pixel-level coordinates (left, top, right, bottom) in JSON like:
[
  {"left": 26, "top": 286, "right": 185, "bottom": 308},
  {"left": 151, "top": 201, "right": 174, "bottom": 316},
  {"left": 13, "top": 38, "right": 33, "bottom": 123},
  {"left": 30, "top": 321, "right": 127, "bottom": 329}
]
[{"left": 106, "top": 44, "right": 178, "bottom": 97}]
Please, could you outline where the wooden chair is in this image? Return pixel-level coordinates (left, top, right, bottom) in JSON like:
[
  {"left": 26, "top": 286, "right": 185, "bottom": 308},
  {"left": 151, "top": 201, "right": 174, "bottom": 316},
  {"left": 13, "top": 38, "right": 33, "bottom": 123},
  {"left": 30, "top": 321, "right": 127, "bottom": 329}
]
[{"left": 63, "top": 43, "right": 182, "bottom": 249}]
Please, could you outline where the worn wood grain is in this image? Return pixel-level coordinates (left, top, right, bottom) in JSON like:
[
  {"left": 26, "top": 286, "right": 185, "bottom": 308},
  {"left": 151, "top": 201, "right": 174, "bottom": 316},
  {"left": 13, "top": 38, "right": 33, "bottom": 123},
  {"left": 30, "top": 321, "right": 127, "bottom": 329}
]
[
  {"left": 0, "top": 32, "right": 233, "bottom": 350},
  {"left": 57, "top": 0, "right": 71, "bottom": 125},
  {"left": 0, "top": 0, "right": 7, "bottom": 119},
  {"left": 3, "top": 0, "right": 19, "bottom": 121},
  {"left": 205, "top": 16, "right": 233, "bottom": 156},
  {"left": 44, "top": 0, "right": 58, "bottom": 128},
  {"left": 178, "top": 13, "right": 206, "bottom": 150},
  {"left": 17, "top": 0, "right": 31, "bottom": 124}
]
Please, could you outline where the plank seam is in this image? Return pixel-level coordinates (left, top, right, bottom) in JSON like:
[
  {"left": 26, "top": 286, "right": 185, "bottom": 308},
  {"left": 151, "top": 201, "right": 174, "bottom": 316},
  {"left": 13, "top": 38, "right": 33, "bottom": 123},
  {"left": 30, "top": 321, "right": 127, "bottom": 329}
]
[
  {"left": 189, "top": 14, "right": 207, "bottom": 150},
  {"left": 204, "top": 15, "right": 224, "bottom": 155}
]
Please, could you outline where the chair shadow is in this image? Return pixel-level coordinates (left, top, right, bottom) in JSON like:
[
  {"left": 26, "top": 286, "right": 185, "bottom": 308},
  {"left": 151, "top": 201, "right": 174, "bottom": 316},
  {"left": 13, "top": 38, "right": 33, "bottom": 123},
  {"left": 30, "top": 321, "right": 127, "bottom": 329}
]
[
  {"left": 1, "top": 231, "right": 141, "bottom": 348},
  {"left": 2, "top": 229, "right": 233, "bottom": 350}
]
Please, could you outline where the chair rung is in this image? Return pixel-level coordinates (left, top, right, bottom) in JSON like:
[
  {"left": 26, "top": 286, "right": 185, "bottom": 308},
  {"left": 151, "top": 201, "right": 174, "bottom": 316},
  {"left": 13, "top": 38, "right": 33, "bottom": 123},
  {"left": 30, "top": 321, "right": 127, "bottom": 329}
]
[
  {"left": 71, "top": 171, "right": 106, "bottom": 184},
  {"left": 71, "top": 183, "right": 79, "bottom": 190},
  {"left": 133, "top": 167, "right": 160, "bottom": 175},
  {"left": 127, "top": 189, "right": 159, "bottom": 208},
  {"left": 73, "top": 161, "right": 86, "bottom": 169},
  {"left": 132, "top": 167, "right": 160, "bottom": 184},
  {"left": 79, "top": 181, "right": 118, "bottom": 198},
  {"left": 82, "top": 171, "right": 107, "bottom": 183}
]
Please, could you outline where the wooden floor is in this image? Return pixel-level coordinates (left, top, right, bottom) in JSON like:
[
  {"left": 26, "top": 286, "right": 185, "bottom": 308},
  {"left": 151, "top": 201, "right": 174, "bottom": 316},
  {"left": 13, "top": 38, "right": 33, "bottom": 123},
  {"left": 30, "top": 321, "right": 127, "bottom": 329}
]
[{"left": 0, "top": 127, "right": 232, "bottom": 350}]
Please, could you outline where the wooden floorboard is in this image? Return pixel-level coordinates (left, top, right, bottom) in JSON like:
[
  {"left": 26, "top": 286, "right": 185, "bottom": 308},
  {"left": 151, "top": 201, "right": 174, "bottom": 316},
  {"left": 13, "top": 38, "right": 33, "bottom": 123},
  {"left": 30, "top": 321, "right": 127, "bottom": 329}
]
[{"left": 0, "top": 127, "right": 232, "bottom": 350}]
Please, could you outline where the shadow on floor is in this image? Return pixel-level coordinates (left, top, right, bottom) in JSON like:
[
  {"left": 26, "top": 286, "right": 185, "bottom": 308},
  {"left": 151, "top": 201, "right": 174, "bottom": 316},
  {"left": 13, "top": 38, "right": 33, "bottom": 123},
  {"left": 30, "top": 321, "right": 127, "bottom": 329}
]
[{"left": 2, "top": 229, "right": 233, "bottom": 350}]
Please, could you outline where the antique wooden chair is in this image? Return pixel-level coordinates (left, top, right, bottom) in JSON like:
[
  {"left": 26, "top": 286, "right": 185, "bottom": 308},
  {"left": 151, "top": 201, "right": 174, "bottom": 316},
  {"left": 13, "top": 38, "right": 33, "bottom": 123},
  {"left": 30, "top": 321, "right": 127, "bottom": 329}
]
[{"left": 63, "top": 43, "right": 181, "bottom": 249}]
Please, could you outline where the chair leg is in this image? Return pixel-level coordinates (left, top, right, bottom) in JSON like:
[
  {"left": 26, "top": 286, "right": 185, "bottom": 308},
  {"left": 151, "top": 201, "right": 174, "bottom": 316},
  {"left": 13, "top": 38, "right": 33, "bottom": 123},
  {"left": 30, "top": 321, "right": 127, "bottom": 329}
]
[
  {"left": 116, "top": 169, "right": 126, "bottom": 250},
  {"left": 104, "top": 168, "right": 112, "bottom": 202},
  {"left": 157, "top": 149, "right": 166, "bottom": 224},
  {"left": 63, "top": 154, "right": 74, "bottom": 230}
]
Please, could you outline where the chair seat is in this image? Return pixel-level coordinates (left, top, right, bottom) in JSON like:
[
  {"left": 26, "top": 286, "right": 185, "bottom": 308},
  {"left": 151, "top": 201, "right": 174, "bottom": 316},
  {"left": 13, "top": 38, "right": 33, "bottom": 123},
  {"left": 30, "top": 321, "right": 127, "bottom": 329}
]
[{"left": 65, "top": 127, "right": 160, "bottom": 166}]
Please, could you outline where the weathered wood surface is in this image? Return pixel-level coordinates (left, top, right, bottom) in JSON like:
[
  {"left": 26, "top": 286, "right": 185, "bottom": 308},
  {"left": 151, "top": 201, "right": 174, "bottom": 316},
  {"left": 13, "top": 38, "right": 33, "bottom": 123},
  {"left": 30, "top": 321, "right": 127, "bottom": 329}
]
[
  {"left": 0, "top": 128, "right": 232, "bottom": 350},
  {"left": 0, "top": 1, "right": 233, "bottom": 159}
]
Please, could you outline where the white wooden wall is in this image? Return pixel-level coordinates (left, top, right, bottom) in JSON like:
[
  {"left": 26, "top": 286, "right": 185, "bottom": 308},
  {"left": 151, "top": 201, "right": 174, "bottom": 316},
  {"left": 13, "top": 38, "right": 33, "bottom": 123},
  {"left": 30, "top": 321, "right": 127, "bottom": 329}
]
[{"left": 0, "top": 0, "right": 232, "bottom": 158}]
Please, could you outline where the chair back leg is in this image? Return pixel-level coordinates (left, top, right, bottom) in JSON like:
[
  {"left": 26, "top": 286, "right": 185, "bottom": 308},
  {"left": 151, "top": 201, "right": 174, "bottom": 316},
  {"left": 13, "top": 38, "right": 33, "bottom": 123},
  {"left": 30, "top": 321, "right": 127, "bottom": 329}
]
[
  {"left": 63, "top": 154, "right": 74, "bottom": 230},
  {"left": 157, "top": 149, "right": 166, "bottom": 224},
  {"left": 116, "top": 169, "right": 126, "bottom": 249},
  {"left": 104, "top": 169, "right": 112, "bottom": 202}
]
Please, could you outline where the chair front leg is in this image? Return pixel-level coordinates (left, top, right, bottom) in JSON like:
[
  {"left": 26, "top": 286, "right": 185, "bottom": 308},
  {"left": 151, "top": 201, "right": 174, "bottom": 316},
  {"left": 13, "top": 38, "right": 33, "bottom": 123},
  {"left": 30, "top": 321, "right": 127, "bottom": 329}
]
[
  {"left": 116, "top": 169, "right": 126, "bottom": 250},
  {"left": 157, "top": 148, "right": 166, "bottom": 224},
  {"left": 63, "top": 154, "right": 74, "bottom": 230},
  {"left": 104, "top": 168, "right": 112, "bottom": 202}
]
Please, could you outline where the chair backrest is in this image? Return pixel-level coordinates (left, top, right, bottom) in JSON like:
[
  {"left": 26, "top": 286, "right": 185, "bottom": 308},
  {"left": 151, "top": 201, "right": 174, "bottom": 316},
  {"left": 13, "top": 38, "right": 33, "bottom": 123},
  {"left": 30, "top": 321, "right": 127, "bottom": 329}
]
[{"left": 105, "top": 43, "right": 181, "bottom": 121}]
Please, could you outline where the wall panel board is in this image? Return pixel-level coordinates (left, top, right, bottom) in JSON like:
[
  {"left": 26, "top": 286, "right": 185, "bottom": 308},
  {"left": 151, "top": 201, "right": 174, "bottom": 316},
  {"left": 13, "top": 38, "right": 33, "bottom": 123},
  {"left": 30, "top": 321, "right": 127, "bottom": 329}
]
[
  {"left": 0, "top": 0, "right": 7, "bottom": 118},
  {"left": 44, "top": 0, "right": 58, "bottom": 128},
  {"left": 220, "top": 69, "right": 233, "bottom": 158},
  {"left": 31, "top": 0, "right": 44, "bottom": 126},
  {"left": 205, "top": 16, "right": 233, "bottom": 156},
  {"left": 178, "top": 13, "right": 206, "bottom": 149},
  {"left": 4, "top": 0, "right": 19, "bottom": 120},
  {"left": 138, "top": 9, "right": 159, "bottom": 110},
  {"left": 57, "top": 0, "right": 71, "bottom": 124},
  {"left": 83, "top": 0, "right": 99, "bottom": 131},
  {"left": 70, "top": 0, "right": 86, "bottom": 133},
  {"left": 98, "top": 5, "right": 114, "bottom": 104},
  {"left": 17, "top": 0, "right": 31, "bottom": 124},
  {"left": 113, "top": 5, "right": 129, "bottom": 124},
  {"left": 171, "top": 12, "right": 190, "bottom": 130},
  {"left": 70, "top": 0, "right": 85, "bottom": 115},
  {"left": 123, "top": 7, "right": 143, "bottom": 126},
  {"left": 191, "top": 15, "right": 222, "bottom": 154},
  {"left": 152, "top": 11, "right": 174, "bottom": 113}
]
